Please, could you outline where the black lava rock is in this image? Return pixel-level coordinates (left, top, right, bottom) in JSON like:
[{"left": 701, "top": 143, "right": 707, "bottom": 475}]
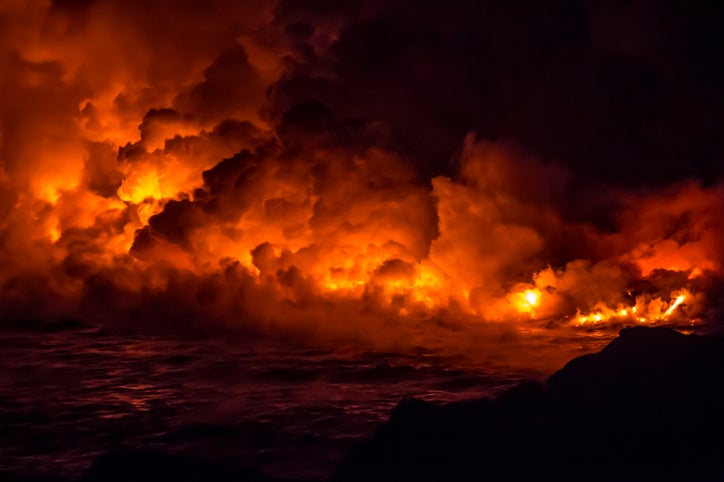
[{"left": 333, "top": 326, "right": 724, "bottom": 482}]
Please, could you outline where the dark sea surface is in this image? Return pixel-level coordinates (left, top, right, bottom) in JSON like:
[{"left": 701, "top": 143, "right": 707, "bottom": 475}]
[{"left": 0, "top": 323, "right": 612, "bottom": 481}]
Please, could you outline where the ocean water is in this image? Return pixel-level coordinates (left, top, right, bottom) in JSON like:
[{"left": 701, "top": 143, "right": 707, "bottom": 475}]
[{"left": 0, "top": 323, "right": 610, "bottom": 481}]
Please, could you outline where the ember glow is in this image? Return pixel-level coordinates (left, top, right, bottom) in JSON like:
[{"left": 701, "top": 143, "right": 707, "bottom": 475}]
[{"left": 1, "top": 1, "right": 723, "bottom": 354}]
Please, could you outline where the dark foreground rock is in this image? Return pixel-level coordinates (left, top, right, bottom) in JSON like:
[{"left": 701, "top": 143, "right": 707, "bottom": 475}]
[
  {"left": 77, "top": 448, "right": 278, "bottom": 482},
  {"left": 333, "top": 326, "right": 724, "bottom": 482}
]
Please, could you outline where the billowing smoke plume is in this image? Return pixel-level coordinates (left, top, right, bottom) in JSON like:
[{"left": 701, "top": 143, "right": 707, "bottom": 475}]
[{"left": 1, "top": 0, "right": 722, "bottom": 361}]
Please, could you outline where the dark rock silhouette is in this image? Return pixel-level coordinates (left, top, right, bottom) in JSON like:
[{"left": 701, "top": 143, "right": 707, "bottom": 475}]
[
  {"left": 77, "top": 448, "right": 277, "bottom": 482},
  {"left": 0, "top": 472, "right": 60, "bottom": 482},
  {"left": 333, "top": 326, "right": 724, "bottom": 482}
]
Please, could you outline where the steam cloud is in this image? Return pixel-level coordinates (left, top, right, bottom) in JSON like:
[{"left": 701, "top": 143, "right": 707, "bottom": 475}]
[{"left": 1, "top": 0, "right": 722, "bottom": 362}]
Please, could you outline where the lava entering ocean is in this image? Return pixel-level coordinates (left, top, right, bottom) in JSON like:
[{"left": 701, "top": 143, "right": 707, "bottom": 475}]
[{"left": 0, "top": 1, "right": 722, "bottom": 355}]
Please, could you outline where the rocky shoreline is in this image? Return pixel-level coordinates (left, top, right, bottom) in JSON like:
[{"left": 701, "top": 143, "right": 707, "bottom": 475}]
[{"left": 334, "top": 326, "right": 724, "bottom": 482}]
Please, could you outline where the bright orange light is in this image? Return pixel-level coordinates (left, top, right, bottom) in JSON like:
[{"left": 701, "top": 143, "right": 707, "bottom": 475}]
[
  {"left": 118, "top": 170, "right": 165, "bottom": 204},
  {"left": 48, "top": 224, "right": 61, "bottom": 243},
  {"left": 508, "top": 288, "right": 543, "bottom": 317},
  {"left": 664, "top": 295, "right": 685, "bottom": 318},
  {"left": 573, "top": 291, "right": 692, "bottom": 326}
]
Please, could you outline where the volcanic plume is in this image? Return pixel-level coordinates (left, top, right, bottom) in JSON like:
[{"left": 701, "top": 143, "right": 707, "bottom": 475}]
[{"left": 1, "top": 0, "right": 723, "bottom": 357}]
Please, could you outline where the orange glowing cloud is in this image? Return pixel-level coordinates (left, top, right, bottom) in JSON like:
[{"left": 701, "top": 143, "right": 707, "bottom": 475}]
[{"left": 0, "top": 0, "right": 722, "bottom": 361}]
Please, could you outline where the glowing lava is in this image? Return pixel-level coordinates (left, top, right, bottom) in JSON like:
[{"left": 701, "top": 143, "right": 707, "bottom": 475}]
[{"left": 574, "top": 291, "right": 692, "bottom": 326}]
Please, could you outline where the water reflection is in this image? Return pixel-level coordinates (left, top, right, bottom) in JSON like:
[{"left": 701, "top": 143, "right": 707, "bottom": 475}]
[{"left": 0, "top": 325, "right": 610, "bottom": 480}]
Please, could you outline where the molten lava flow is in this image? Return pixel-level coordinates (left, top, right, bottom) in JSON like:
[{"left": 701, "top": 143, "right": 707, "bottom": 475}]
[
  {"left": 665, "top": 295, "right": 686, "bottom": 317},
  {"left": 573, "top": 290, "right": 692, "bottom": 326}
]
